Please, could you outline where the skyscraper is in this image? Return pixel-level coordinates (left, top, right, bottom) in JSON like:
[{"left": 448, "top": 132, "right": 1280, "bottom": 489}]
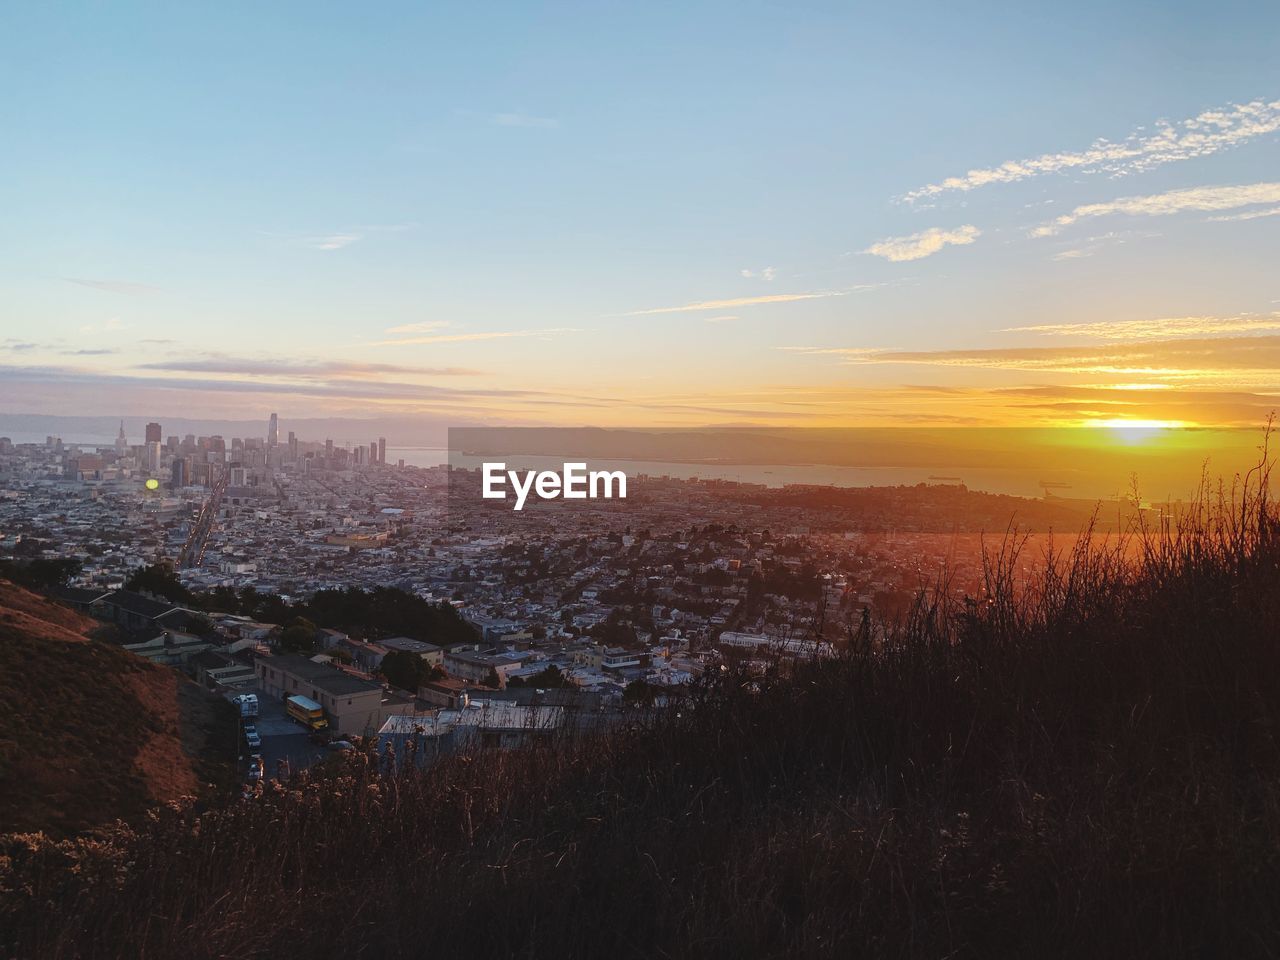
[
  {"left": 268, "top": 413, "right": 279, "bottom": 447},
  {"left": 378, "top": 436, "right": 386, "bottom": 464},
  {"left": 145, "top": 422, "right": 162, "bottom": 444},
  {"left": 115, "top": 421, "right": 127, "bottom": 455}
]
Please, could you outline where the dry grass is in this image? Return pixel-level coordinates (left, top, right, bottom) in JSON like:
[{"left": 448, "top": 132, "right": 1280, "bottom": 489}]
[{"left": 0, "top": 582, "right": 233, "bottom": 840}]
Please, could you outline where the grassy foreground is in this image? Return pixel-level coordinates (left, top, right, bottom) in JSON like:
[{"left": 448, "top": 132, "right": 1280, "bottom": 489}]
[{"left": 3, "top": 465, "right": 1280, "bottom": 959}]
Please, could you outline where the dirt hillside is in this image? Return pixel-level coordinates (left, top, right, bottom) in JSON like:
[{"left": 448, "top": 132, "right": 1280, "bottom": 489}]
[{"left": 0, "top": 581, "right": 232, "bottom": 837}]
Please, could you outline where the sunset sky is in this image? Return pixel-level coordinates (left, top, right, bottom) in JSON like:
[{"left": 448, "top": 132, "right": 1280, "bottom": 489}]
[{"left": 3, "top": 1, "right": 1280, "bottom": 429}]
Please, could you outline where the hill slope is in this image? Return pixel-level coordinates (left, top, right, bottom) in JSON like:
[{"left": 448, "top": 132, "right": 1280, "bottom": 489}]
[{"left": 0, "top": 581, "right": 231, "bottom": 837}]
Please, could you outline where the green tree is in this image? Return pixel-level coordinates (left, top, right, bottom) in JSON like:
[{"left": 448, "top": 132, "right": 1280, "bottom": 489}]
[
  {"left": 623, "top": 679, "right": 655, "bottom": 705},
  {"left": 524, "top": 664, "right": 570, "bottom": 689},
  {"left": 279, "top": 617, "right": 318, "bottom": 654},
  {"left": 381, "top": 651, "right": 428, "bottom": 693},
  {"left": 0, "top": 557, "right": 82, "bottom": 591},
  {"left": 125, "top": 563, "right": 192, "bottom": 604}
]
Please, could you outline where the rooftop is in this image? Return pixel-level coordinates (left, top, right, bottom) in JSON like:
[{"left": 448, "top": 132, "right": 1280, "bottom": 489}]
[{"left": 257, "top": 654, "right": 383, "bottom": 696}]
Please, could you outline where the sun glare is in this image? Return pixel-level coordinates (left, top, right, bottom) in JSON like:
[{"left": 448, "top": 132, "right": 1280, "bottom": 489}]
[{"left": 1087, "top": 418, "right": 1191, "bottom": 445}]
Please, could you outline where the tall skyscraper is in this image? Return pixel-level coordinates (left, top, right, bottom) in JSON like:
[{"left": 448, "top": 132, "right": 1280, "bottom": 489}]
[
  {"left": 268, "top": 413, "right": 279, "bottom": 447},
  {"left": 145, "top": 422, "right": 162, "bottom": 444},
  {"left": 378, "top": 436, "right": 386, "bottom": 464},
  {"left": 287, "top": 430, "right": 297, "bottom": 461},
  {"left": 369, "top": 441, "right": 378, "bottom": 465},
  {"left": 325, "top": 438, "right": 333, "bottom": 461},
  {"left": 115, "top": 421, "right": 127, "bottom": 455}
]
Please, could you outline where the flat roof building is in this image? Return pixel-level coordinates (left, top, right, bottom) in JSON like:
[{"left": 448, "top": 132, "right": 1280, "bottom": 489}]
[{"left": 255, "top": 654, "right": 413, "bottom": 735}]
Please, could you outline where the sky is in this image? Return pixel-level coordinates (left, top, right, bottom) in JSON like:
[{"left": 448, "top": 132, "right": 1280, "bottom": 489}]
[{"left": 3, "top": 1, "right": 1280, "bottom": 430}]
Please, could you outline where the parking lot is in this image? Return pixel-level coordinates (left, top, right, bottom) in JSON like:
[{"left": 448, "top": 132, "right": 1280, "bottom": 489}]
[{"left": 235, "top": 693, "right": 329, "bottom": 780}]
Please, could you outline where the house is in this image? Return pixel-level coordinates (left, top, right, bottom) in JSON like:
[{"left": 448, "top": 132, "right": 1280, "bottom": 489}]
[
  {"left": 418, "top": 676, "right": 497, "bottom": 709},
  {"left": 378, "top": 695, "right": 565, "bottom": 764},
  {"left": 444, "top": 648, "right": 534, "bottom": 686},
  {"left": 52, "top": 585, "right": 113, "bottom": 615},
  {"left": 469, "top": 616, "right": 531, "bottom": 645},
  {"left": 94, "top": 590, "right": 203, "bottom": 634},
  {"left": 122, "top": 629, "right": 216, "bottom": 667},
  {"left": 381, "top": 636, "right": 444, "bottom": 666},
  {"left": 601, "top": 647, "right": 644, "bottom": 671},
  {"left": 189, "top": 649, "right": 258, "bottom": 691},
  {"left": 255, "top": 654, "right": 414, "bottom": 736},
  {"left": 335, "top": 637, "right": 389, "bottom": 673},
  {"left": 317, "top": 628, "right": 350, "bottom": 650}
]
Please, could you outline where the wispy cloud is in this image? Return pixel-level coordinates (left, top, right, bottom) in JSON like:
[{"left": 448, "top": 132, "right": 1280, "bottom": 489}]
[
  {"left": 779, "top": 346, "right": 888, "bottom": 358},
  {"left": 1003, "top": 312, "right": 1280, "bottom": 340},
  {"left": 78, "top": 317, "right": 129, "bottom": 335},
  {"left": 904, "top": 97, "right": 1280, "bottom": 203},
  {"left": 64, "top": 277, "right": 160, "bottom": 295},
  {"left": 1208, "top": 204, "right": 1280, "bottom": 222},
  {"left": 383, "top": 321, "right": 452, "bottom": 335},
  {"left": 741, "top": 267, "right": 776, "bottom": 280},
  {"left": 1030, "top": 182, "right": 1280, "bottom": 236},
  {"left": 703, "top": 315, "right": 740, "bottom": 324},
  {"left": 307, "top": 233, "right": 363, "bottom": 251},
  {"left": 274, "top": 223, "right": 415, "bottom": 252},
  {"left": 0, "top": 363, "right": 581, "bottom": 406},
  {"left": 367, "top": 328, "right": 577, "bottom": 347},
  {"left": 1047, "top": 229, "right": 1155, "bottom": 261},
  {"left": 136, "top": 357, "right": 485, "bottom": 377},
  {"left": 624, "top": 290, "right": 856, "bottom": 316},
  {"left": 788, "top": 336, "right": 1280, "bottom": 380},
  {"left": 864, "top": 225, "right": 980, "bottom": 262},
  {"left": 492, "top": 112, "right": 559, "bottom": 129}
]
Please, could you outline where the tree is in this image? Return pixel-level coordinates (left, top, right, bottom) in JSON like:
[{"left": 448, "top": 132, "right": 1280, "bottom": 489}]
[
  {"left": 0, "top": 557, "right": 82, "bottom": 591},
  {"left": 125, "top": 563, "right": 192, "bottom": 604},
  {"left": 279, "top": 617, "right": 318, "bottom": 654},
  {"left": 187, "top": 614, "right": 217, "bottom": 639},
  {"left": 484, "top": 666, "right": 503, "bottom": 689},
  {"left": 623, "top": 679, "right": 655, "bottom": 706},
  {"left": 381, "top": 651, "right": 428, "bottom": 693},
  {"left": 200, "top": 585, "right": 241, "bottom": 613},
  {"left": 523, "top": 664, "right": 570, "bottom": 689}
]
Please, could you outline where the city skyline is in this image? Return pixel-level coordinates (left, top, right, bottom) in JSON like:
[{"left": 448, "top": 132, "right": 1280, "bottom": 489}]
[{"left": 3, "top": 2, "right": 1280, "bottom": 428}]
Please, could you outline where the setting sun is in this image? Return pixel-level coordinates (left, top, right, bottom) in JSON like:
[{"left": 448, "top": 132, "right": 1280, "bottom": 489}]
[{"left": 1087, "top": 419, "right": 1193, "bottom": 446}]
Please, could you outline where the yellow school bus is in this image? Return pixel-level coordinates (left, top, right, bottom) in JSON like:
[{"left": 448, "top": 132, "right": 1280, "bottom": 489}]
[{"left": 285, "top": 695, "right": 328, "bottom": 731}]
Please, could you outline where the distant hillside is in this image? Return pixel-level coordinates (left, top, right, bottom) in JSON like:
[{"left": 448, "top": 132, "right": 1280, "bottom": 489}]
[{"left": 0, "top": 581, "right": 233, "bottom": 837}]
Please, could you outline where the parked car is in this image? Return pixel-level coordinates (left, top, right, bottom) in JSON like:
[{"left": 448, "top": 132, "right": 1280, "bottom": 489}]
[
  {"left": 243, "top": 723, "right": 261, "bottom": 749},
  {"left": 246, "top": 755, "right": 264, "bottom": 781},
  {"left": 327, "top": 740, "right": 355, "bottom": 752}
]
